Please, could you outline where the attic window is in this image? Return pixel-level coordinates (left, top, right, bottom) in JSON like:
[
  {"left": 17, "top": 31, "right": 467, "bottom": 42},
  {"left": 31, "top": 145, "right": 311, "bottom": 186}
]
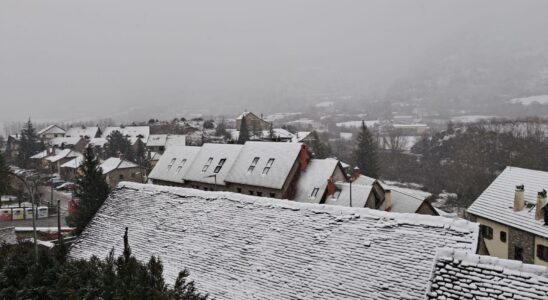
[
  {"left": 202, "top": 157, "right": 213, "bottom": 172},
  {"left": 179, "top": 159, "right": 187, "bottom": 167},
  {"left": 262, "top": 158, "right": 275, "bottom": 175},
  {"left": 310, "top": 187, "right": 319, "bottom": 198},
  {"left": 213, "top": 158, "right": 226, "bottom": 174},
  {"left": 176, "top": 166, "right": 182, "bottom": 174},
  {"left": 248, "top": 157, "right": 260, "bottom": 174},
  {"left": 167, "top": 158, "right": 177, "bottom": 170}
]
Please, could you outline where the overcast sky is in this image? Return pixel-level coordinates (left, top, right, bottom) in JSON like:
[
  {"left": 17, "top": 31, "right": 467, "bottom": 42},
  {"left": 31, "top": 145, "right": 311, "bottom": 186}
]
[{"left": 1, "top": 0, "right": 547, "bottom": 123}]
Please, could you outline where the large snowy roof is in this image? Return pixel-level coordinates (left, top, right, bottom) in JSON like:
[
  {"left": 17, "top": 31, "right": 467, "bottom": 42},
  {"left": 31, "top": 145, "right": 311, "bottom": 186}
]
[
  {"left": 102, "top": 126, "right": 150, "bottom": 144},
  {"left": 147, "top": 134, "right": 187, "bottom": 148},
  {"left": 325, "top": 182, "right": 373, "bottom": 208},
  {"left": 86, "top": 137, "right": 108, "bottom": 148},
  {"left": 49, "top": 136, "right": 82, "bottom": 147},
  {"left": 38, "top": 125, "right": 66, "bottom": 135},
  {"left": 467, "top": 166, "right": 548, "bottom": 238},
  {"left": 224, "top": 142, "right": 303, "bottom": 189},
  {"left": 148, "top": 146, "right": 201, "bottom": 183},
  {"left": 293, "top": 159, "right": 339, "bottom": 204},
  {"left": 60, "top": 156, "right": 84, "bottom": 169},
  {"left": 146, "top": 134, "right": 168, "bottom": 147},
  {"left": 183, "top": 143, "right": 243, "bottom": 186},
  {"left": 46, "top": 149, "right": 81, "bottom": 163},
  {"left": 99, "top": 157, "right": 139, "bottom": 174},
  {"left": 426, "top": 248, "right": 548, "bottom": 300},
  {"left": 70, "top": 183, "right": 478, "bottom": 300},
  {"left": 64, "top": 126, "right": 100, "bottom": 139},
  {"left": 380, "top": 189, "right": 427, "bottom": 214},
  {"left": 30, "top": 148, "right": 59, "bottom": 159}
]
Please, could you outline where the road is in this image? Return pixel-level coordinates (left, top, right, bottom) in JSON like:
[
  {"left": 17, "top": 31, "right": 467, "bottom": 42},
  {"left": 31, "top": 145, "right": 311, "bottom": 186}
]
[{"left": 0, "top": 186, "right": 73, "bottom": 228}]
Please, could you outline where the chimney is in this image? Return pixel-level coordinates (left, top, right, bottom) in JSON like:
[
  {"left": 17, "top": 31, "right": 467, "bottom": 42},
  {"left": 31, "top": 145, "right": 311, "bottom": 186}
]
[
  {"left": 298, "top": 145, "right": 311, "bottom": 171},
  {"left": 326, "top": 177, "right": 336, "bottom": 197},
  {"left": 351, "top": 167, "right": 360, "bottom": 182},
  {"left": 514, "top": 185, "right": 525, "bottom": 211},
  {"left": 384, "top": 190, "right": 392, "bottom": 211},
  {"left": 536, "top": 189, "right": 547, "bottom": 220}
]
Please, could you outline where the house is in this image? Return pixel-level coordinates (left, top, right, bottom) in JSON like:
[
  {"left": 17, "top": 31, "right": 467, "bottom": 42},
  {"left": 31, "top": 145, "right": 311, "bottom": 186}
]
[
  {"left": 224, "top": 142, "right": 307, "bottom": 199},
  {"left": 30, "top": 148, "right": 60, "bottom": 171},
  {"left": 64, "top": 126, "right": 101, "bottom": 140},
  {"left": 37, "top": 125, "right": 66, "bottom": 141},
  {"left": 102, "top": 126, "right": 150, "bottom": 145},
  {"left": 99, "top": 157, "right": 142, "bottom": 188},
  {"left": 85, "top": 137, "right": 108, "bottom": 158},
  {"left": 293, "top": 158, "right": 347, "bottom": 204},
  {"left": 467, "top": 166, "right": 548, "bottom": 266},
  {"left": 49, "top": 136, "right": 86, "bottom": 152},
  {"left": 4, "top": 134, "right": 21, "bottom": 162},
  {"left": 426, "top": 248, "right": 548, "bottom": 299},
  {"left": 46, "top": 149, "right": 82, "bottom": 175},
  {"left": 60, "top": 156, "right": 83, "bottom": 182},
  {"left": 146, "top": 134, "right": 187, "bottom": 154},
  {"left": 235, "top": 111, "right": 271, "bottom": 131},
  {"left": 70, "top": 182, "right": 479, "bottom": 300},
  {"left": 148, "top": 146, "right": 201, "bottom": 186}
]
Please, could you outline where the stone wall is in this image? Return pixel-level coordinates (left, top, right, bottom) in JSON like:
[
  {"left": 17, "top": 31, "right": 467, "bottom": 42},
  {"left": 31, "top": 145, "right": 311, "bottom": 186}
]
[{"left": 508, "top": 226, "right": 535, "bottom": 263}]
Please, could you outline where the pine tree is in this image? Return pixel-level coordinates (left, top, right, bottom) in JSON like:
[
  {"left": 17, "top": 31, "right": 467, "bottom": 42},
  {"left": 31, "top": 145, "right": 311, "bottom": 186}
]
[
  {"left": 134, "top": 139, "right": 146, "bottom": 167},
  {"left": 16, "top": 119, "right": 44, "bottom": 168},
  {"left": 0, "top": 151, "right": 9, "bottom": 198},
  {"left": 105, "top": 130, "right": 135, "bottom": 161},
  {"left": 353, "top": 121, "right": 379, "bottom": 178},
  {"left": 238, "top": 117, "right": 250, "bottom": 144},
  {"left": 306, "top": 131, "right": 331, "bottom": 159},
  {"left": 66, "top": 146, "right": 110, "bottom": 235}
]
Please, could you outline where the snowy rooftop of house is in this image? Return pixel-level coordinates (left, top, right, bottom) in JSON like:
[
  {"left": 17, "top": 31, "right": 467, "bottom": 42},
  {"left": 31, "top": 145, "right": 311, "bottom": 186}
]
[
  {"left": 50, "top": 136, "right": 82, "bottom": 147},
  {"left": 64, "top": 126, "right": 100, "bottom": 139},
  {"left": 38, "top": 125, "right": 66, "bottom": 135},
  {"left": 86, "top": 137, "right": 108, "bottom": 148},
  {"left": 325, "top": 182, "right": 373, "bottom": 208},
  {"left": 146, "top": 134, "right": 168, "bottom": 147},
  {"left": 379, "top": 189, "right": 429, "bottom": 214},
  {"left": 148, "top": 152, "right": 162, "bottom": 161},
  {"left": 467, "top": 166, "right": 548, "bottom": 238},
  {"left": 148, "top": 146, "right": 201, "bottom": 183},
  {"left": 70, "top": 182, "right": 479, "bottom": 300},
  {"left": 60, "top": 156, "right": 84, "bottom": 169},
  {"left": 46, "top": 149, "right": 81, "bottom": 163},
  {"left": 426, "top": 248, "right": 548, "bottom": 300},
  {"left": 102, "top": 126, "right": 150, "bottom": 144},
  {"left": 224, "top": 142, "right": 303, "bottom": 189},
  {"left": 353, "top": 174, "right": 377, "bottom": 186},
  {"left": 293, "top": 131, "right": 311, "bottom": 142},
  {"left": 294, "top": 159, "right": 340, "bottom": 204},
  {"left": 30, "top": 148, "right": 59, "bottom": 159},
  {"left": 99, "top": 157, "right": 139, "bottom": 174},
  {"left": 183, "top": 143, "right": 243, "bottom": 186}
]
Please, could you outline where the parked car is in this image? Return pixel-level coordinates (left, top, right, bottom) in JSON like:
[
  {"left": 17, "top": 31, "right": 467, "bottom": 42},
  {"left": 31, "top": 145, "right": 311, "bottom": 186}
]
[
  {"left": 55, "top": 182, "right": 78, "bottom": 191},
  {"left": 52, "top": 180, "right": 67, "bottom": 189}
]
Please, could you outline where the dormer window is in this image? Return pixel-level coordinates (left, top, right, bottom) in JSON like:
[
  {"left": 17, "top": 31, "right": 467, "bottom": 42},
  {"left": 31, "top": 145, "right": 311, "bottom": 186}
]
[
  {"left": 202, "top": 157, "right": 213, "bottom": 172},
  {"left": 310, "top": 187, "right": 319, "bottom": 198},
  {"left": 180, "top": 159, "right": 187, "bottom": 167},
  {"left": 262, "top": 158, "right": 275, "bottom": 175},
  {"left": 214, "top": 158, "right": 226, "bottom": 173},
  {"left": 176, "top": 166, "right": 182, "bottom": 174},
  {"left": 167, "top": 158, "right": 176, "bottom": 170},
  {"left": 248, "top": 157, "right": 260, "bottom": 174}
]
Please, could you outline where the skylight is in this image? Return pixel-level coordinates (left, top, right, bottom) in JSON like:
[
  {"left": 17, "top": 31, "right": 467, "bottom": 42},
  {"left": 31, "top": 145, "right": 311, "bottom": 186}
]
[
  {"left": 202, "top": 157, "right": 213, "bottom": 172},
  {"left": 214, "top": 158, "right": 226, "bottom": 173},
  {"left": 248, "top": 157, "right": 260, "bottom": 174},
  {"left": 262, "top": 158, "right": 275, "bottom": 175}
]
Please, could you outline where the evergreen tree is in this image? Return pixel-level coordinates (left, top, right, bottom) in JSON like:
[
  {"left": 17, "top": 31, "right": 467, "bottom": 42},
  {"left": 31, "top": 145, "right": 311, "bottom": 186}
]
[
  {"left": 306, "top": 131, "right": 331, "bottom": 159},
  {"left": 105, "top": 130, "right": 135, "bottom": 161},
  {"left": 238, "top": 117, "right": 250, "bottom": 144},
  {"left": 0, "top": 151, "right": 9, "bottom": 198},
  {"left": 134, "top": 139, "right": 147, "bottom": 167},
  {"left": 353, "top": 121, "right": 379, "bottom": 178},
  {"left": 66, "top": 146, "right": 110, "bottom": 235},
  {"left": 215, "top": 118, "right": 230, "bottom": 140},
  {"left": 16, "top": 119, "right": 44, "bottom": 168}
]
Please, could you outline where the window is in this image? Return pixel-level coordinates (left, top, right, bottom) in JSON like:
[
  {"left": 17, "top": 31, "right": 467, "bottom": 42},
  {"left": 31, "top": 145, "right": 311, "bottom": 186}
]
[
  {"left": 537, "top": 245, "right": 548, "bottom": 262},
  {"left": 249, "top": 190, "right": 254, "bottom": 195},
  {"left": 168, "top": 157, "right": 177, "bottom": 170},
  {"left": 176, "top": 166, "right": 183, "bottom": 174},
  {"left": 332, "top": 190, "right": 342, "bottom": 199},
  {"left": 257, "top": 192, "right": 263, "bottom": 197},
  {"left": 119, "top": 174, "right": 124, "bottom": 180},
  {"left": 180, "top": 159, "right": 187, "bottom": 167},
  {"left": 270, "top": 193, "right": 276, "bottom": 198},
  {"left": 262, "top": 158, "right": 275, "bottom": 175},
  {"left": 500, "top": 231, "right": 507, "bottom": 243},
  {"left": 310, "top": 187, "right": 320, "bottom": 198},
  {"left": 237, "top": 188, "right": 242, "bottom": 193},
  {"left": 248, "top": 157, "right": 260, "bottom": 174},
  {"left": 214, "top": 158, "right": 226, "bottom": 173},
  {"left": 514, "top": 246, "right": 524, "bottom": 261},
  {"left": 202, "top": 157, "right": 213, "bottom": 172},
  {"left": 480, "top": 224, "right": 493, "bottom": 240}
]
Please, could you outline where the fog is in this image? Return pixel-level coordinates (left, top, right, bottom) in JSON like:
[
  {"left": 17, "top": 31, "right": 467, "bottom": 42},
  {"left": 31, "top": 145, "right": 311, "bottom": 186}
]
[{"left": 1, "top": 0, "right": 548, "bottom": 122}]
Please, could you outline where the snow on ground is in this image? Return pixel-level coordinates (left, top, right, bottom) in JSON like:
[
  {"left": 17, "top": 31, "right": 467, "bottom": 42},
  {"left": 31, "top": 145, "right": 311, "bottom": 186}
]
[
  {"left": 509, "top": 94, "right": 548, "bottom": 106},
  {"left": 451, "top": 115, "right": 497, "bottom": 123},
  {"left": 336, "top": 120, "right": 379, "bottom": 128}
]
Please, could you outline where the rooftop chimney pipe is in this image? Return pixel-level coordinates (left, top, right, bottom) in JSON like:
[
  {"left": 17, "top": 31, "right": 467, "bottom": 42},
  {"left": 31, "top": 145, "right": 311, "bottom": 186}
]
[
  {"left": 536, "top": 189, "right": 547, "bottom": 220},
  {"left": 514, "top": 185, "right": 525, "bottom": 212}
]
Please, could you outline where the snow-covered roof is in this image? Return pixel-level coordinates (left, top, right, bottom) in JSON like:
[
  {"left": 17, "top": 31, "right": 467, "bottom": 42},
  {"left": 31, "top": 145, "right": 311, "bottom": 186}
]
[
  {"left": 148, "top": 152, "right": 162, "bottom": 161},
  {"left": 99, "top": 157, "right": 139, "bottom": 174},
  {"left": 30, "top": 148, "right": 59, "bottom": 159},
  {"left": 294, "top": 159, "right": 339, "bottom": 204},
  {"left": 102, "top": 126, "right": 150, "bottom": 144},
  {"left": 183, "top": 143, "right": 243, "bottom": 186},
  {"left": 38, "top": 125, "right": 66, "bottom": 136},
  {"left": 49, "top": 136, "right": 82, "bottom": 147},
  {"left": 70, "top": 182, "right": 479, "bottom": 300},
  {"left": 46, "top": 149, "right": 81, "bottom": 163},
  {"left": 64, "top": 126, "right": 100, "bottom": 139},
  {"left": 148, "top": 146, "right": 201, "bottom": 183},
  {"left": 293, "top": 131, "right": 311, "bottom": 142},
  {"left": 224, "top": 142, "right": 302, "bottom": 189},
  {"left": 325, "top": 182, "right": 373, "bottom": 208},
  {"left": 353, "top": 174, "right": 377, "bottom": 186},
  {"left": 379, "top": 189, "right": 426, "bottom": 214},
  {"left": 165, "top": 135, "right": 187, "bottom": 147},
  {"left": 426, "top": 248, "right": 548, "bottom": 300},
  {"left": 147, "top": 134, "right": 187, "bottom": 148},
  {"left": 86, "top": 137, "right": 108, "bottom": 148},
  {"left": 60, "top": 156, "right": 83, "bottom": 169},
  {"left": 146, "top": 134, "right": 168, "bottom": 147},
  {"left": 467, "top": 166, "right": 548, "bottom": 238}
]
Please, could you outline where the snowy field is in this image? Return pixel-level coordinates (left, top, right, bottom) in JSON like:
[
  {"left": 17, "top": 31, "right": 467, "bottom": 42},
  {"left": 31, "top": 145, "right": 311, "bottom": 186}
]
[{"left": 509, "top": 94, "right": 548, "bottom": 106}]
